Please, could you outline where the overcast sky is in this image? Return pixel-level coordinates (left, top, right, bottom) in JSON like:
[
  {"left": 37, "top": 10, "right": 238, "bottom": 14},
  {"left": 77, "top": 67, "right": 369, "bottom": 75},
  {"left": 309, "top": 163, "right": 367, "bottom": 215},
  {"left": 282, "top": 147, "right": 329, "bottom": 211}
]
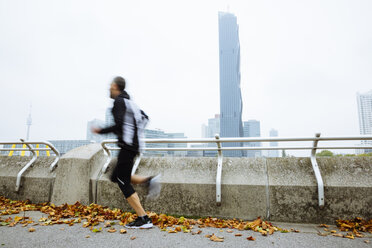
[{"left": 1, "top": 0, "right": 371, "bottom": 153}]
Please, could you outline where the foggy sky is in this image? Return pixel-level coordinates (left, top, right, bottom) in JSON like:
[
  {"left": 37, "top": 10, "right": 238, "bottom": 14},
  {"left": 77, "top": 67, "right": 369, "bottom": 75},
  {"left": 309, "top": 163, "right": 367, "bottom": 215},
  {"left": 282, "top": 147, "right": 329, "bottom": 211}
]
[{"left": 0, "top": 0, "right": 371, "bottom": 154}]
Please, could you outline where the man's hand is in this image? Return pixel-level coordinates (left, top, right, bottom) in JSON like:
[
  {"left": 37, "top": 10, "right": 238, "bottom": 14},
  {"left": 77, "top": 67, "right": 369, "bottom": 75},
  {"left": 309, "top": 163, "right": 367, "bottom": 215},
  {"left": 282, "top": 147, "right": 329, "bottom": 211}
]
[{"left": 91, "top": 127, "right": 102, "bottom": 134}]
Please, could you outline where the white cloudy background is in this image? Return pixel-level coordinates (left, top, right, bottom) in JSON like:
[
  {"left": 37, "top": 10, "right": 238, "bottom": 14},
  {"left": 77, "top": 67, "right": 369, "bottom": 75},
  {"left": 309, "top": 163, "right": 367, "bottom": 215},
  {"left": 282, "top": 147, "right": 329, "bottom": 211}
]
[{"left": 0, "top": 0, "right": 371, "bottom": 154}]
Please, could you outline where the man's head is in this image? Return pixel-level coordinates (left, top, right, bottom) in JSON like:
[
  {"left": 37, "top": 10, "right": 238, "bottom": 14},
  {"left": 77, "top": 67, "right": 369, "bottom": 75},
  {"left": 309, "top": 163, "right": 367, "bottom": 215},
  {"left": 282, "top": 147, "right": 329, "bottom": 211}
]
[{"left": 110, "top": 76, "right": 126, "bottom": 99}]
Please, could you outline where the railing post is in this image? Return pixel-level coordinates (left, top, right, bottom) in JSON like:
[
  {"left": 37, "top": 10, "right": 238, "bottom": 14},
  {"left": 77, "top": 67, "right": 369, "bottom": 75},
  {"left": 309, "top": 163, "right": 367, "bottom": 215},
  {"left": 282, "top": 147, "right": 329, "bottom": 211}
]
[
  {"left": 15, "top": 139, "right": 37, "bottom": 192},
  {"left": 101, "top": 142, "right": 112, "bottom": 173},
  {"left": 310, "top": 133, "right": 325, "bottom": 208},
  {"left": 46, "top": 142, "right": 61, "bottom": 172},
  {"left": 215, "top": 134, "right": 223, "bottom": 206}
]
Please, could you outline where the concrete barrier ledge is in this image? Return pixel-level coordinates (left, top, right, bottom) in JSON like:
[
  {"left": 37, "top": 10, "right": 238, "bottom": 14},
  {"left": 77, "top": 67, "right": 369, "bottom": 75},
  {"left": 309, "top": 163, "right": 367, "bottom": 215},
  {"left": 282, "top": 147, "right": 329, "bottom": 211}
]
[{"left": 1, "top": 144, "right": 371, "bottom": 223}]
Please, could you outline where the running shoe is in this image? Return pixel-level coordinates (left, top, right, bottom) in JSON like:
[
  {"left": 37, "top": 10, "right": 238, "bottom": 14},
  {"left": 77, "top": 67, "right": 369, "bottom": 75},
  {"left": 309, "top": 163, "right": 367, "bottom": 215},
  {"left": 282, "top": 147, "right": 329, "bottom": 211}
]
[
  {"left": 146, "top": 174, "right": 162, "bottom": 200},
  {"left": 125, "top": 216, "right": 153, "bottom": 229}
]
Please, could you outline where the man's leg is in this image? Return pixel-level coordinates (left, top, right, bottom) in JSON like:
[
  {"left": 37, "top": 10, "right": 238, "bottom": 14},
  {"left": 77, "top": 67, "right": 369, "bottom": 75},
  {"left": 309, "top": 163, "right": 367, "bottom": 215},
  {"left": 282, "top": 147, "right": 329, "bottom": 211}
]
[
  {"left": 116, "top": 149, "right": 153, "bottom": 228},
  {"left": 126, "top": 192, "right": 146, "bottom": 216}
]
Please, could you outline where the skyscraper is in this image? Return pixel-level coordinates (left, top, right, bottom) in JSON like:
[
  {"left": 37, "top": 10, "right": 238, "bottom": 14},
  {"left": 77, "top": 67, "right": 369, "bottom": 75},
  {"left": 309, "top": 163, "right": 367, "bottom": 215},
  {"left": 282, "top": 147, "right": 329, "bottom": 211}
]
[
  {"left": 218, "top": 11, "right": 243, "bottom": 157},
  {"left": 357, "top": 90, "right": 372, "bottom": 153},
  {"left": 243, "top": 120, "right": 261, "bottom": 157},
  {"left": 268, "top": 129, "right": 279, "bottom": 157}
]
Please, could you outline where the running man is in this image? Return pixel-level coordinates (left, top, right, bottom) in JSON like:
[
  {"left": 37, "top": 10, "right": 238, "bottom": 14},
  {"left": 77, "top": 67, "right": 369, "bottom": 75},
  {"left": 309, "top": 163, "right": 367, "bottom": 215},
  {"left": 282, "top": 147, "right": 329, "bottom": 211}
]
[{"left": 92, "top": 76, "right": 161, "bottom": 229}]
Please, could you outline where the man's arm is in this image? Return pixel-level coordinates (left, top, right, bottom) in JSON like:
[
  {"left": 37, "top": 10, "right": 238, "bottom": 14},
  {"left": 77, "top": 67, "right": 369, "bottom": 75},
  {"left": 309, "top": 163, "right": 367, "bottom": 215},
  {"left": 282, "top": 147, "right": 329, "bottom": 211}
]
[{"left": 93, "top": 98, "right": 125, "bottom": 135}]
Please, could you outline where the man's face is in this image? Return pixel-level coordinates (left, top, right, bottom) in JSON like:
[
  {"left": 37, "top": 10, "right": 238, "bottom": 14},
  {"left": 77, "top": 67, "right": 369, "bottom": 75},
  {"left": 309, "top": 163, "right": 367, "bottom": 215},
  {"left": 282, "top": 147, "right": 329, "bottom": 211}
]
[{"left": 109, "top": 83, "right": 120, "bottom": 99}]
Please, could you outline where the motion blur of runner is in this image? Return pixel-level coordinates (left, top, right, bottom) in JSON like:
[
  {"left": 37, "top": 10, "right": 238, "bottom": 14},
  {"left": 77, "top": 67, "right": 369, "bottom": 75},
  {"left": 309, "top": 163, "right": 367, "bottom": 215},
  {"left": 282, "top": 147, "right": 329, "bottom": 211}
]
[{"left": 92, "top": 76, "right": 161, "bottom": 229}]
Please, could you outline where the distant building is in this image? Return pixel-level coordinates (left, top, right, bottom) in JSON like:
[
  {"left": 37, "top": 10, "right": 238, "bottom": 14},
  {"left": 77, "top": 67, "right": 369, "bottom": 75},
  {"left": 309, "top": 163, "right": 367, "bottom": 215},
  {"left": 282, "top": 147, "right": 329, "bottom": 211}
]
[
  {"left": 201, "top": 114, "right": 220, "bottom": 157},
  {"left": 219, "top": 11, "right": 243, "bottom": 157},
  {"left": 268, "top": 129, "right": 279, "bottom": 157},
  {"left": 243, "top": 120, "right": 261, "bottom": 157},
  {"left": 187, "top": 144, "right": 206, "bottom": 157},
  {"left": 48, "top": 140, "right": 93, "bottom": 156},
  {"left": 208, "top": 114, "right": 220, "bottom": 138},
  {"left": 144, "top": 129, "right": 168, "bottom": 157},
  {"left": 357, "top": 90, "right": 372, "bottom": 153},
  {"left": 166, "top": 133, "right": 187, "bottom": 157},
  {"left": 144, "top": 129, "right": 187, "bottom": 157}
]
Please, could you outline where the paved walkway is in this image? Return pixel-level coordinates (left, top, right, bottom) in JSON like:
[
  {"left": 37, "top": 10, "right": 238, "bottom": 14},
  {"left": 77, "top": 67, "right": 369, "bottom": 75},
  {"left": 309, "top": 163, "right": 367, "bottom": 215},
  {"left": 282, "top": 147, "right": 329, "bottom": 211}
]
[{"left": 0, "top": 211, "right": 371, "bottom": 248}]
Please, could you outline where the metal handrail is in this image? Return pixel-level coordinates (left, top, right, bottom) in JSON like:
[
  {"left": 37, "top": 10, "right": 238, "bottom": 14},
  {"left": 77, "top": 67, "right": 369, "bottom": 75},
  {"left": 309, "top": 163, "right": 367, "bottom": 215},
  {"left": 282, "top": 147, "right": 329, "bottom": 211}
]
[
  {"left": 0, "top": 139, "right": 60, "bottom": 192},
  {"left": 100, "top": 134, "right": 372, "bottom": 207}
]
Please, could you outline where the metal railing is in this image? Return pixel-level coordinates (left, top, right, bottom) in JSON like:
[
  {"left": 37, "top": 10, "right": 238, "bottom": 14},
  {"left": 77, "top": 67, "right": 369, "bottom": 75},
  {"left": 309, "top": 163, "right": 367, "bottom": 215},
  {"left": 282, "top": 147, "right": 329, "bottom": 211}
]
[
  {"left": 0, "top": 139, "right": 60, "bottom": 191},
  {"left": 100, "top": 134, "right": 372, "bottom": 207}
]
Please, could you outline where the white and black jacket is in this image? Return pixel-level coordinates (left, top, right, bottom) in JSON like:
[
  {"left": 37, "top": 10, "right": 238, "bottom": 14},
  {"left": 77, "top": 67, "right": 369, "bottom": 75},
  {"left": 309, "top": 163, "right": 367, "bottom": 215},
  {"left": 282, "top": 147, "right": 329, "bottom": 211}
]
[{"left": 99, "top": 91, "right": 148, "bottom": 153}]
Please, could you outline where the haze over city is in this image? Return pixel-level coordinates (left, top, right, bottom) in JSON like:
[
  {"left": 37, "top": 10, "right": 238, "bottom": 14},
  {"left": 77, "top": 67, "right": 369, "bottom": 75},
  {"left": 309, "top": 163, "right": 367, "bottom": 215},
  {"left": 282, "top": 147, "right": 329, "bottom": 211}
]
[{"left": 1, "top": 0, "right": 371, "bottom": 153}]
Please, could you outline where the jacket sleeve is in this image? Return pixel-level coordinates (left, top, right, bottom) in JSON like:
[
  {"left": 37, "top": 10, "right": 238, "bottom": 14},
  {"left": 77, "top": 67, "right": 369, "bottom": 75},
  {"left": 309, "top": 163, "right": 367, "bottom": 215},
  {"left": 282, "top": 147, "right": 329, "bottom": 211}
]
[{"left": 99, "top": 98, "right": 125, "bottom": 135}]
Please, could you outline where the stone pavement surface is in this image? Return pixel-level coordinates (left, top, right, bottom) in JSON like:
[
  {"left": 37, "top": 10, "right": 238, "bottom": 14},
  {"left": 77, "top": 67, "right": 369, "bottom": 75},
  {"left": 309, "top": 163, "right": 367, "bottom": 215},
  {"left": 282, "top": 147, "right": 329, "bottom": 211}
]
[{"left": 1, "top": 211, "right": 371, "bottom": 248}]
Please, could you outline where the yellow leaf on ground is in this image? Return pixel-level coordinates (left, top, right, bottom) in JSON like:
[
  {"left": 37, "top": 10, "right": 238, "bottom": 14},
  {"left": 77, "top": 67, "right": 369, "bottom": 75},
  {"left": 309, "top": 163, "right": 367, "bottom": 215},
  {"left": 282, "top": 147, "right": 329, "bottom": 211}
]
[
  {"left": 247, "top": 236, "right": 255, "bottom": 241},
  {"left": 120, "top": 229, "right": 127, "bottom": 234},
  {"left": 28, "top": 227, "right": 36, "bottom": 232}
]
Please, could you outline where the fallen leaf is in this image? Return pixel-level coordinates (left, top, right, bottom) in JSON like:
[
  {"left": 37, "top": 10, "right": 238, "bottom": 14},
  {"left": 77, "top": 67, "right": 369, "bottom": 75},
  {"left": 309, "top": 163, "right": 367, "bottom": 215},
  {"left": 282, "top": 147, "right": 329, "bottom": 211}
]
[
  {"left": 104, "top": 221, "right": 111, "bottom": 228},
  {"left": 344, "top": 234, "right": 354, "bottom": 240},
  {"left": 355, "top": 233, "right": 364, "bottom": 238},
  {"left": 85, "top": 235, "right": 90, "bottom": 238},
  {"left": 364, "top": 240, "right": 370, "bottom": 244},
  {"left": 332, "top": 233, "right": 343, "bottom": 237},
  {"left": 247, "top": 236, "right": 255, "bottom": 241},
  {"left": 22, "top": 224, "right": 28, "bottom": 227},
  {"left": 227, "top": 230, "right": 233, "bottom": 233},
  {"left": 210, "top": 234, "right": 224, "bottom": 242},
  {"left": 130, "top": 236, "right": 136, "bottom": 240},
  {"left": 235, "top": 233, "right": 242, "bottom": 237},
  {"left": 319, "top": 224, "right": 330, "bottom": 228},
  {"left": 107, "top": 228, "right": 116, "bottom": 233},
  {"left": 120, "top": 229, "right": 127, "bottom": 234},
  {"left": 28, "top": 227, "right": 36, "bottom": 232},
  {"left": 317, "top": 232, "right": 328, "bottom": 236},
  {"left": 92, "top": 227, "right": 102, "bottom": 233},
  {"left": 330, "top": 230, "right": 337, "bottom": 233},
  {"left": 168, "top": 229, "right": 177, "bottom": 233},
  {"left": 60, "top": 228, "right": 64, "bottom": 230}
]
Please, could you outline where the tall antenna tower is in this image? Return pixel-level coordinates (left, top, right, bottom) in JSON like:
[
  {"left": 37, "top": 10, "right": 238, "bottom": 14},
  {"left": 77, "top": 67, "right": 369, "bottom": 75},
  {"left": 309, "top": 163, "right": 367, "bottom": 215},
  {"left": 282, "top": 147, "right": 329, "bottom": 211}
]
[{"left": 26, "top": 104, "right": 32, "bottom": 140}]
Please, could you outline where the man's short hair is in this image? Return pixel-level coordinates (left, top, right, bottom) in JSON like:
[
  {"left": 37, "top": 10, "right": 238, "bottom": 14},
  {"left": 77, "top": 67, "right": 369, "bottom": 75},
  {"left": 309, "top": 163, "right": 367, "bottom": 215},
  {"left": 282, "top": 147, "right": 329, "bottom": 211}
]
[{"left": 113, "top": 76, "right": 126, "bottom": 92}]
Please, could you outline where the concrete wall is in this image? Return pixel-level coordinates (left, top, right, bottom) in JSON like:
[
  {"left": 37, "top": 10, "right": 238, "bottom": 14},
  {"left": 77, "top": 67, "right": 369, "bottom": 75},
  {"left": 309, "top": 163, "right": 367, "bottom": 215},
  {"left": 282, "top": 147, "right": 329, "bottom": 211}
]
[
  {"left": 1, "top": 144, "right": 371, "bottom": 223},
  {"left": 0, "top": 156, "right": 56, "bottom": 203}
]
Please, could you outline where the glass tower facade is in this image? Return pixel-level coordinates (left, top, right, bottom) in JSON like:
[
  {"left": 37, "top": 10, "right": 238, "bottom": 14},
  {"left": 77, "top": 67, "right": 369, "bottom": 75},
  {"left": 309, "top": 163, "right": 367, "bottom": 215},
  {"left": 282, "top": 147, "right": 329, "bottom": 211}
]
[{"left": 218, "top": 12, "right": 243, "bottom": 157}]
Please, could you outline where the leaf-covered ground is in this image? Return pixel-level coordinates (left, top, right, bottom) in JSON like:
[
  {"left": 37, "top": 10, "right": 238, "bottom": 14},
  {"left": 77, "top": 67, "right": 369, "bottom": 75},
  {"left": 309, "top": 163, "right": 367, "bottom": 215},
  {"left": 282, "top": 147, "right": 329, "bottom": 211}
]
[{"left": 1, "top": 196, "right": 371, "bottom": 243}]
